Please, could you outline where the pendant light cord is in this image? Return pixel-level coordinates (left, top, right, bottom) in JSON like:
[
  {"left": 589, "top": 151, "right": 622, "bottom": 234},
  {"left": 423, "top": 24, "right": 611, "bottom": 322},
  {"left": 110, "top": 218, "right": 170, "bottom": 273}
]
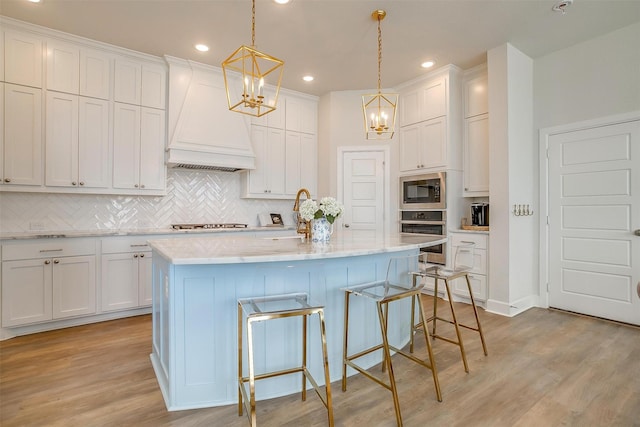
[
  {"left": 377, "top": 14, "right": 382, "bottom": 94},
  {"left": 251, "top": 0, "right": 256, "bottom": 47}
]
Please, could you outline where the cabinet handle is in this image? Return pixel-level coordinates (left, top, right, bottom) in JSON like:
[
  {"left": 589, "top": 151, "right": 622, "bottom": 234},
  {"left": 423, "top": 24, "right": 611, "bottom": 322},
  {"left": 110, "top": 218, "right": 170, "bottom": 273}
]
[
  {"left": 139, "top": 253, "right": 145, "bottom": 258},
  {"left": 79, "top": 181, "right": 85, "bottom": 186},
  {"left": 130, "top": 244, "right": 148, "bottom": 248},
  {"left": 72, "top": 181, "right": 77, "bottom": 186},
  {"left": 44, "top": 260, "right": 51, "bottom": 265},
  {"left": 53, "top": 259, "right": 60, "bottom": 264},
  {"left": 134, "top": 254, "right": 139, "bottom": 258},
  {"left": 39, "top": 249, "right": 63, "bottom": 253},
  {"left": 4, "top": 178, "right": 10, "bottom": 183}
]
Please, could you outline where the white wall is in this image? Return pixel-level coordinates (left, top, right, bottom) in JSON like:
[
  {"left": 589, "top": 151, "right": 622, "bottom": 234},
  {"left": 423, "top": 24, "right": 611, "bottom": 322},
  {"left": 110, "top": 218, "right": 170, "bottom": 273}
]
[{"left": 534, "top": 22, "right": 640, "bottom": 130}]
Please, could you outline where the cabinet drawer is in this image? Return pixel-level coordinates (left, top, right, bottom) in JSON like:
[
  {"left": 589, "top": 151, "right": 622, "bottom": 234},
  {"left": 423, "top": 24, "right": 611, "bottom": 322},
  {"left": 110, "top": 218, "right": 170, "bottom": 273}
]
[
  {"left": 102, "top": 236, "right": 152, "bottom": 254},
  {"left": 2, "top": 238, "right": 96, "bottom": 261},
  {"left": 450, "top": 233, "right": 487, "bottom": 249},
  {"left": 451, "top": 273, "right": 487, "bottom": 301}
]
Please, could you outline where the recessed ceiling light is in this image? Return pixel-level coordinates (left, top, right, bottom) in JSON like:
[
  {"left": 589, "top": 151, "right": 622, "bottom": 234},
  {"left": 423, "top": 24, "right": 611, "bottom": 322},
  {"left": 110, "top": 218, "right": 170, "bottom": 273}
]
[
  {"left": 27, "top": 0, "right": 41, "bottom": 3},
  {"left": 274, "top": 0, "right": 290, "bottom": 4},
  {"left": 421, "top": 60, "right": 435, "bottom": 69},
  {"left": 195, "top": 44, "right": 210, "bottom": 52},
  {"left": 302, "top": 75, "right": 314, "bottom": 82}
]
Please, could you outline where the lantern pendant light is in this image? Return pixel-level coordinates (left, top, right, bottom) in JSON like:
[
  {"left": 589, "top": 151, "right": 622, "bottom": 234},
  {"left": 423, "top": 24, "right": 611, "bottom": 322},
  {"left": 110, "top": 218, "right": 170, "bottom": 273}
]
[
  {"left": 362, "top": 10, "right": 398, "bottom": 140},
  {"left": 222, "top": 0, "right": 284, "bottom": 117}
]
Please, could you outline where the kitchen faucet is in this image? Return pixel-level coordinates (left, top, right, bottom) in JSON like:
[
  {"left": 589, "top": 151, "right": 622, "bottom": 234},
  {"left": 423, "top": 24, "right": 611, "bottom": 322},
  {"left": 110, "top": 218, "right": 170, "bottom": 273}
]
[{"left": 293, "top": 188, "right": 311, "bottom": 240}]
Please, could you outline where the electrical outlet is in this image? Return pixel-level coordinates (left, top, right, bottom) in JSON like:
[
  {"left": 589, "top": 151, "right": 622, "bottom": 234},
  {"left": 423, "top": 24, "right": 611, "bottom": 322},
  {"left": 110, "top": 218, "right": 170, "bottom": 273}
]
[{"left": 29, "top": 221, "right": 45, "bottom": 230}]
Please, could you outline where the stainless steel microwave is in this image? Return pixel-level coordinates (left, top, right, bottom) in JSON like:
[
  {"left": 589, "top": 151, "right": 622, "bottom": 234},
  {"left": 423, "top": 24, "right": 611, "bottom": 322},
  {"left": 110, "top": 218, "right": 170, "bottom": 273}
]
[{"left": 399, "top": 172, "right": 446, "bottom": 210}]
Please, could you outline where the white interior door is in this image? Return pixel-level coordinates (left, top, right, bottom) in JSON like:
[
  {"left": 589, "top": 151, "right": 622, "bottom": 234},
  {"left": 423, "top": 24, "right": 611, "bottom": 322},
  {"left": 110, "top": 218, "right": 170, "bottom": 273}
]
[
  {"left": 548, "top": 119, "right": 640, "bottom": 325},
  {"left": 340, "top": 150, "right": 386, "bottom": 236}
]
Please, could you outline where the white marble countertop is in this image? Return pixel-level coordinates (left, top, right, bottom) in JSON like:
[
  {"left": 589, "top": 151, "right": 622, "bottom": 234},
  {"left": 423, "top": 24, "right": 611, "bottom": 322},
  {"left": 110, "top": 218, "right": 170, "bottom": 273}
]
[
  {"left": 148, "top": 232, "right": 447, "bottom": 265},
  {"left": 0, "top": 226, "right": 296, "bottom": 240}
]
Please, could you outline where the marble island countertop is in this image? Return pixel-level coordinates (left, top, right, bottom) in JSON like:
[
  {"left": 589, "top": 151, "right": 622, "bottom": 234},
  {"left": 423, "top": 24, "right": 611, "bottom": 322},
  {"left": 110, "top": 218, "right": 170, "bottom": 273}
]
[
  {"left": 0, "top": 225, "right": 296, "bottom": 240},
  {"left": 148, "top": 232, "right": 447, "bottom": 265}
]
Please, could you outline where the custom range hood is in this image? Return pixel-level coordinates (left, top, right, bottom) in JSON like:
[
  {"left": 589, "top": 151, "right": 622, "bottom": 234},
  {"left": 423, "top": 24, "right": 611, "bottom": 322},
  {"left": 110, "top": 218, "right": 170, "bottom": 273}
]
[{"left": 165, "top": 56, "right": 256, "bottom": 172}]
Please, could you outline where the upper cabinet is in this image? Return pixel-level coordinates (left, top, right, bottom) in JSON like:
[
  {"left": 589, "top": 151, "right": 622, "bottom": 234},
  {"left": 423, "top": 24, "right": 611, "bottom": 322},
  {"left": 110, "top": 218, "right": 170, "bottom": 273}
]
[
  {"left": 462, "top": 64, "right": 489, "bottom": 197},
  {"left": 1, "top": 20, "right": 167, "bottom": 196},
  {"left": 4, "top": 30, "right": 42, "bottom": 88},
  {"left": 397, "top": 65, "right": 462, "bottom": 174}
]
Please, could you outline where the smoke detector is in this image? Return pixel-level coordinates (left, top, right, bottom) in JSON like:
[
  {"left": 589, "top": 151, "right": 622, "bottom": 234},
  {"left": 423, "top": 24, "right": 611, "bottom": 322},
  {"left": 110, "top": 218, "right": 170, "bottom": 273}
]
[{"left": 552, "top": 0, "right": 574, "bottom": 14}]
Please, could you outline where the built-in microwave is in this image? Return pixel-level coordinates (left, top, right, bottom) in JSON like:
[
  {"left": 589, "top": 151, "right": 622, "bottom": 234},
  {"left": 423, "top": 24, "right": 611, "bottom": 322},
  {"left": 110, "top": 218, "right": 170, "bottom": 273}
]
[{"left": 399, "top": 172, "right": 446, "bottom": 210}]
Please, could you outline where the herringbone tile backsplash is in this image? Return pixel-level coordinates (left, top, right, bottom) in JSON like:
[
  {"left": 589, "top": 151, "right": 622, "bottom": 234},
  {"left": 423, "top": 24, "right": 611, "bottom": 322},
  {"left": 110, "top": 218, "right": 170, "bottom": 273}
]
[{"left": 0, "top": 170, "right": 295, "bottom": 232}]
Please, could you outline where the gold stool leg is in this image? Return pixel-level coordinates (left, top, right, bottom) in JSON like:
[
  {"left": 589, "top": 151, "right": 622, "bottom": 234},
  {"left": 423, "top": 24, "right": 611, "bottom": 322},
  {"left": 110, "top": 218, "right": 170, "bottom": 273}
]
[
  {"left": 409, "top": 293, "right": 417, "bottom": 353},
  {"left": 465, "top": 274, "right": 488, "bottom": 356},
  {"left": 432, "top": 278, "right": 440, "bottom": 336},
  {"left": 443, "top": 278, "right": 469, "bottom": 373},
  {"left": 318, "top": 310, "right": 335, "bottom": 427},
  {"left": 417, "top": 293, "right": 443, "bottom": 402},
  {"left": 238, "top": 302, "right": 243, "bottom": 417},
  {"left": 341, "top": 291, "right": 350, "bottom": 392},
  {"left": 381, "top": 302, "right": 390, "bottom": 373},
  {"left": 247, "top": 318, "right": 257, "bottom": 427},
  {"left": 377, "top": 300, "right": 403, "bottom": 426},
  {"left": 302, "top": 313, "right": 307, "bottom": 401}
]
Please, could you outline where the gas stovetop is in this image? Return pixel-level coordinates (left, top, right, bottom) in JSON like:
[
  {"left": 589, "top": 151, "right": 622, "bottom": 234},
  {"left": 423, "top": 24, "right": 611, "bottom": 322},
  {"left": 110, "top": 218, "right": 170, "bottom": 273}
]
[{"left": 171, "top": 223, "right": 248, "bottom": 230}]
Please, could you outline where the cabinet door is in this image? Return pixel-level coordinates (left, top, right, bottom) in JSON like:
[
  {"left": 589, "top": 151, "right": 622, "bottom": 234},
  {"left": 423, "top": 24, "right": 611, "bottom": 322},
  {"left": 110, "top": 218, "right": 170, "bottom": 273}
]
[
  {"left": 46, "top": 40, "right": 80, "bottom": 94},
  {"left": 101, "top": 253, "right": 138, "bottom": 311},
  {"left": 113, "top": 103, "right": 141, "bottom": 189},
  {"left": 463, "top": 114, "right": 489, "bottom": 195},
  {"left": 52, "top": 255, "right": 96, "bottom": 319},
  {"left": 141, "top": 64, "right": 166, "bottom": 109},
  {"left": 114, "top": 58, "right": 141, "bottom": 105},
  {"left": 299, "top": 133, "right": 318, "bottom": 197},
  {"left": 420, "top": 117, "right": 447, "bottom": 169},
  {"left": 45, "top": 91, "right": 79, "bottom": 187},
  {"left": 80, "top": 49, "right": 111, "bottom": 100},
  {"left": 399, "top": 88, "right": 422, "bottom": 127},
  {"left": 464, "top": 75, "right": 488, "bottom": 118},
  {"left": 79, "top": 97, "right": 110, "bottom": 188},
  {"left": 284, "top": 131, "right": 302, "bottom": 195},
  {"left": 4, "top": 30, "right": 42, "bottom": 88},
  {"left": 251, "top": 88, "right": 284, "bottom": 129},
  {"left": 451, "top": 273, "right": 487, "bottom": 302},
  {"left": 138, "top": 252, "right": 153, "bottom": 307},
  {"left": 285, "top": 97, "right": 317, "bottom": 134},
  {"left": 4, "top": 84, "right": 43, "bottom": 186},
  {"left": 247, "top": 126, "right": 268, "bottom": 194},
  {"left": 399, "top": 124, "right": 422, "bottom": 172},
  {"left": 0, "top": 83, "right": 4, "bottom": 184},
  {"left": 1, "top": 259, "right": 52, "bottom": 327},
  {"left": 139, "top": 107, "right": 166, "bottom": 191},
  {"left": 421, "top": 77, "right": 447, "bottom": 121}
]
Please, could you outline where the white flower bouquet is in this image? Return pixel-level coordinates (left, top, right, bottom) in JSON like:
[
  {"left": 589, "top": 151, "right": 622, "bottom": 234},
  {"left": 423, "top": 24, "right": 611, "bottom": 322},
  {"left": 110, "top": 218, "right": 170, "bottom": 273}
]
[{"left": 299, "top": 197, "right": 344, "bottom": 224}]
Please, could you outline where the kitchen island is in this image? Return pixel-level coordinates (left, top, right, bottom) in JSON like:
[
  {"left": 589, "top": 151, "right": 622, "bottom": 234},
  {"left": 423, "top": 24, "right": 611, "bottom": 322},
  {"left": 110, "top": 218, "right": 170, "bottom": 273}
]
[{"left": 148, "top": 232, "right": 446, "bottom": 411}]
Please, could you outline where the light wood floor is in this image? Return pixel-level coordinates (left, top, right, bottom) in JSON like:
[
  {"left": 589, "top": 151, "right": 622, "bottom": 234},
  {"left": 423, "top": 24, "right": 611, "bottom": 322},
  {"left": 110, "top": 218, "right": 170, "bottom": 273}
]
[{"left": 2, "top": 296, "right": 640, "bottom": 427}]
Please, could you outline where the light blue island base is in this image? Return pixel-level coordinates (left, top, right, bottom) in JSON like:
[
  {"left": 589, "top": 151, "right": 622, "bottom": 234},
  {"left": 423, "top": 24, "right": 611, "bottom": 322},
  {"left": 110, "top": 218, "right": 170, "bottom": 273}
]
[{"left": 148, "top": 233, "right": 446, "bottom": 411}]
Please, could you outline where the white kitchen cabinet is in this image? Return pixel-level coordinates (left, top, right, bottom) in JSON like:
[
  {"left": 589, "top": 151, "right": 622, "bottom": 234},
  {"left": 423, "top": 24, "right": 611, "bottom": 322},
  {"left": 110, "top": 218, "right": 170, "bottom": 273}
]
[
  {"left": 45, "top": 91, "right": 110, "bottom": 188},
  {"left": 243, "top": 125, "right": 286, "bottom": 197},
  {"left": 399, "top": 75, "right": 446, "bottom": 127},
  {"left": 79, "top": 48, "right": 111, "bottom": 100},
  {"left": 448, "top": 232, "right": 488, "bottom": 302},
  {"left": 46, "top": 40, "right": 80, "bottom": 94},
  {"left": 285, "top": 131, "right": 317, "bottom": 196},
  {"left": 4, "top": 30, "right": 42, "bottom": 88},
  {"left": 463, "top": 113, "right": 489, "bottom": 195},
  {"left": 250, "top": 88, "right": 285, "bottom": 129},
  {"left": 0, "top": 30, "right": 4, "bottom": 81},
  {"left": 115, "top": 58, "right": 166, "bottom": 109},
  {"left": 462, "top": 65, "right": 489, "bottom": 197},
  {"left": 113, "top": 103, "right": 166, "bottom": 192},
  {"left": 0, "top": 83, "right": 4, "bottom": 185},
  {"left": 1, "top": 239, "right": 97, "bottom": 327},
  {"left": 3, "top": 83, "right": 42, "bottom": 186},
  {"left": 101, "top": 237, "right": 153, "bottom": 311},
  {"left": 285, "top": 96, "right": 317, "bottom": 134},
  {"left": 399, "top": 116, "right": 447, "bottom": 172}
]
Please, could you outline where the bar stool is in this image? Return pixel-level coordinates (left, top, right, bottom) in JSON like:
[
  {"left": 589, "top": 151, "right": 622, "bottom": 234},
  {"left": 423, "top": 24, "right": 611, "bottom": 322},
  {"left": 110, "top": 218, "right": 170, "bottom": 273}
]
[
  {"left": 342, "top": 254, "right": 442, "bottom": 426},
  {"left": 237, "top": 293, "right": 334, "bottom": 427},
  {"left": 410, "top": 242, "right": 488, "bottom": 373}
]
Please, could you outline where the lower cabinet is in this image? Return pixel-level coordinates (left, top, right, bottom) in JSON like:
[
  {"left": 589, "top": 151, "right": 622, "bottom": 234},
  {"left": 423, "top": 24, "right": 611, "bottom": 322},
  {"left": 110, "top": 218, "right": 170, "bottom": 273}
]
[
  {"left": 1, "top": 239, "right": 97, "bottom": 327},
  {"left": 101, "top": 237, "right": 152, "bottom": 311},
  {"left": 448, "top": 232, "right": 488, "bottom": 302}
]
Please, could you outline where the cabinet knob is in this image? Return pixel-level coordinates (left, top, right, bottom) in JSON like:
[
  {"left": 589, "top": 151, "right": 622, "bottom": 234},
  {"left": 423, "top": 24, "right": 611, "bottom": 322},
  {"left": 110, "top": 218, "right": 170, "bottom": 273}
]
[
  {"left": 72, "top": 181, "right": 77, "bottom": 186},
  {"left": 53, "top": 259, "right": 60, "bottom": 264},
  {"left": 134, "top": 184, "right": 139, "bottom": 188},
  {"left": 4, "top": 178, "right": 10, "bottom": 183},
  {"left": 141, "top": 184, "right": 145, "bottom": 189},
  {"left": 44, "top": 260, "right": 51, "bottom": 265},
  {"left": 464, "top": 187, "right": 469, "bottom": 191},
  {"left": 139, "top": 253, "right": 145, "bottom": 258},
  {"left": 344, "top": 224, "right": 350, "bottom": 228},
  {"left": 134, "top": 254, "right": 138, "bottom": 258},
  {"left": 79, "top": 181, "right": 85, "bottom": 186}
]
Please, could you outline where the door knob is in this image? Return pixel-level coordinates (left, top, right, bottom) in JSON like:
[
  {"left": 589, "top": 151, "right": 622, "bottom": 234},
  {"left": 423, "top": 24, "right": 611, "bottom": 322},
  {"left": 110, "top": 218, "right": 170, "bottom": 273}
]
[
  {"left": 634, "top": 229, "right": 640, "bottom": 236},
  {"left": 344, "top": 224, "right": 350, "bottom": 228}
]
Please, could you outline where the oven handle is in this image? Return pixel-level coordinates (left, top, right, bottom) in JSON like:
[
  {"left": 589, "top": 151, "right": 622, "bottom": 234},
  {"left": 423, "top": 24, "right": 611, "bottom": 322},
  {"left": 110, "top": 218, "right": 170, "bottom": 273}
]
[{"left": 399, "top": 220, "right": 446, "bottom": 225}]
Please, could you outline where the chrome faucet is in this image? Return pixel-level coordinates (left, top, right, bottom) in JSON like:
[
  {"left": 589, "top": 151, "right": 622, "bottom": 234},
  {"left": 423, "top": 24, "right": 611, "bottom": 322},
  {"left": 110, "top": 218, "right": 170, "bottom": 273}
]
[{"left": 293, "top": 188, "right": 311, "bottom": 240}]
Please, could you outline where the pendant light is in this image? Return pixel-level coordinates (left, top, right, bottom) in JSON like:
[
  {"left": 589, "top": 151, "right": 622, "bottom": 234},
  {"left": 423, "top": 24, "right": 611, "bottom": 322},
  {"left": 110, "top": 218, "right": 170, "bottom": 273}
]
[
  {"left": 362, "top": 10, "right": 398, "bottom": 140},
  {"left": 222, "top": 0, "right": 284, "bottom": 117}
]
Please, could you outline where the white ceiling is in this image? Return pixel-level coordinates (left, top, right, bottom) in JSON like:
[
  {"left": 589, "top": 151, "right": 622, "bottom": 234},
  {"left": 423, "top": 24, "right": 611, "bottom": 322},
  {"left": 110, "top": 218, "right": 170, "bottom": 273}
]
[{"left": 2, "top": 0, "right": 639, "bottom": 96}]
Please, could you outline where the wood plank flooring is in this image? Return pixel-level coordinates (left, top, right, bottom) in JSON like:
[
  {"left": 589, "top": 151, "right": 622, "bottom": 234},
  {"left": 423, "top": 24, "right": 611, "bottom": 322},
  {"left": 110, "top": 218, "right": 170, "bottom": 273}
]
[{"left": 2, "top": 296, "right": 640, "bottom": 427}]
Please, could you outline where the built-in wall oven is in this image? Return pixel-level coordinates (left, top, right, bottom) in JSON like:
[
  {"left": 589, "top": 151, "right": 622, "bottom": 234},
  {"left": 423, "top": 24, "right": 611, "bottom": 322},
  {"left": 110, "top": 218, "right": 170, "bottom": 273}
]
[{"left": 400, "top": 210, "right": 446, "bottom": 265}]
